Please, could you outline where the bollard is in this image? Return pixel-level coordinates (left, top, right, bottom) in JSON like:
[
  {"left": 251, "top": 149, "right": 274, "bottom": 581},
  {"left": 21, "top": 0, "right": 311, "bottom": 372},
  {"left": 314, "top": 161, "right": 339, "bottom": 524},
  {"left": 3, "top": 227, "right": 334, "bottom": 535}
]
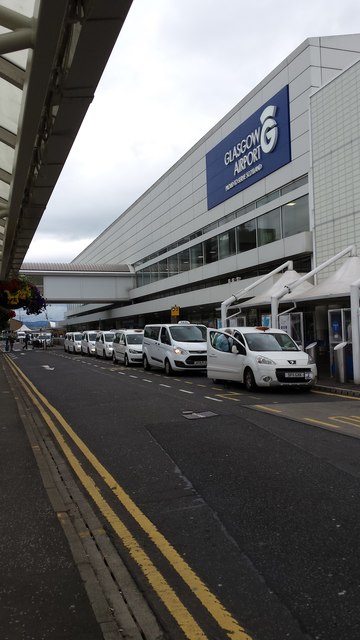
[
  {"left": 334, "top": 341, "right": 348, "bottom": 383},
  {"left": 305, "top": 341, "right": 318, "bottom": 366}
]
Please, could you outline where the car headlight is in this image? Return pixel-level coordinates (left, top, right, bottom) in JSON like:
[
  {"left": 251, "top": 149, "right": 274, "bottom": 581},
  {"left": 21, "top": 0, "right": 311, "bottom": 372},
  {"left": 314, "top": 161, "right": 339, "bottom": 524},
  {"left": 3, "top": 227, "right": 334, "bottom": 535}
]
[
  {"left": 307, "top": 354, "right": 315, "bottom": 364},
  {"left": 256, "top": 355, "right": 276, "bottom": 365},
  {"left": 173, "top": 347, "right": 187, "bottom": 355},
  {"left": 129, "top": 349, "right": 139, "bottom": 354}
]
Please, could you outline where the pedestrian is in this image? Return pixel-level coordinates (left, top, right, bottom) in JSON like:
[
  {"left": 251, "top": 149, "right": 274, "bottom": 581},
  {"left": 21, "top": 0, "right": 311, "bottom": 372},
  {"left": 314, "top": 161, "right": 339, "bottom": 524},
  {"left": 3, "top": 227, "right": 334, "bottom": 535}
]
[
  {"left": 8, "top": 333, "right": 15, "bottom": 351},
  {"left": 24, "top": 333, "right": 30, "bottom": 349}
]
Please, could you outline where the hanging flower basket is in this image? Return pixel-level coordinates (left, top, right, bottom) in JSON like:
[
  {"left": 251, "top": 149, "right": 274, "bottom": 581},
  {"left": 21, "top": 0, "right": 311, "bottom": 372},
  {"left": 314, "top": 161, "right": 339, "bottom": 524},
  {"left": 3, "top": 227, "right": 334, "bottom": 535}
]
[
  {"left": 0, "top": 307, "right": 16, "bottom": 331},
  {"left": 0, "top": 276, "right": 46, "bottom": 316}
]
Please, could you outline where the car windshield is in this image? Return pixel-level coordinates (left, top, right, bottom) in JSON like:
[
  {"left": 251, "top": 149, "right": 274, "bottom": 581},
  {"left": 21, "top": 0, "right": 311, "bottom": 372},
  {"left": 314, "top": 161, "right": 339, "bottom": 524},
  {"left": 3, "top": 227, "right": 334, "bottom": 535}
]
[
  {"left": 127, "top": 334, "right": 143, "bottom": 344},
  {"left": 244, "top": 332, "right": 299, "bottom": 352},
  {"left": 88, "top": 333, "right": 97, "bottom": 340},
  {"left": 105, "top": 334, "right": 115, "bottom": 342},
  {"left": 74, "top": 334, "right": 82, "bottom": 340},
  {"left": 169, "top": 325, "right": 206, "bottom": 342}
]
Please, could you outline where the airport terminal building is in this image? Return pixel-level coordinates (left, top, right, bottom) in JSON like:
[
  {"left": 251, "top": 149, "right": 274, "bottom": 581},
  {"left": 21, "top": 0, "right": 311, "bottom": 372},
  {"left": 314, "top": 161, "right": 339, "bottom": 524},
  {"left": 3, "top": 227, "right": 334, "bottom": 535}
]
[{"left": 67, "top": 34, "right": 360, "bottom": 351}]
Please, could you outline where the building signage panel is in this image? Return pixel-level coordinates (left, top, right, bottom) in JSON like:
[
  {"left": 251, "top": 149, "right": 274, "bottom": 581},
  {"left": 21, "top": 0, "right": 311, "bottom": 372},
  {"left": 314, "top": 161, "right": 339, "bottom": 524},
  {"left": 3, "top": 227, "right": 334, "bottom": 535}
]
[{"left": 206, "top": 86, "right": 291, "bottom": 209}]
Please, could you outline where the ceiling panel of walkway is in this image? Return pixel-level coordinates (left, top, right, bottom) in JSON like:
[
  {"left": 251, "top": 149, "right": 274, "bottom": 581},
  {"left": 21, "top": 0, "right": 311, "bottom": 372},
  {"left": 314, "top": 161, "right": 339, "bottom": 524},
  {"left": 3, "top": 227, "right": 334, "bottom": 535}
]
[{"left": 0, "top": 0, "right": 133, "bottom": 279}]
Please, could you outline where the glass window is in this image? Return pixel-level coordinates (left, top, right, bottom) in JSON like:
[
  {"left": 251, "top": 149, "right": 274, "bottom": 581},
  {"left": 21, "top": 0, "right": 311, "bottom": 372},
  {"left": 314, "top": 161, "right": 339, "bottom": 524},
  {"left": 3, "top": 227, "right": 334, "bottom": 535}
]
[
  {"left": 149, "top": 264, "right": 160, "bottom": 283},
  {"left": 281, "top": 174, "right": 308, "bottom": 196},
  {"left": 143, "top": 265, "right": 160, "bottom": 284},
  {"left": 160, "top": 327, "right": 171, "bottom": 344},
  {"left": 169, "top": 325, "right": 205, "bottom": 342},
  {"left": 137, "top": 267, "right": 151, "bottom": 286},
  {"left": 222, "top": 211, "right": 236, "bottom": 224},
  {"left": 219, "top": 229, "right": 236, "bottom": 259},
  {"left": 257, "top": 208, "right": 281, "bottom": 246},
  {"left": 255, "top": 190, "right": 280, "bottom": 208},
  {"left": 203, "top": 221, "right": 218, "bottom": 234},
  {"left": 237, "top": 202, "right": 255, "bottom": 217},
  {"left": 236, "top": 219, "right": 256, "bottom": 252},
  {"left": 212, "top": 332, "right": 232, "bottom": 352},
  {"left": 127, "top": 334, "right": 143, "bottom": 344},
  {"left": 189, "top": 230, "right": 202, "bottom": 240},
  {"left": 167, "top": 254, "right": 179, "bottom": 277},
  {"left": 282, "top": 195, "right": 309, "bottom": 238},
  {"left": 167, "top": 242, "right": 178, "bottom": 252},
  {"left": 144, "top": 326, "right": 160, "bottom": 340},
  {"left": 190, "top": 243, "right": 204, "bottom": 268},
  {"left": 179, "top": 248, "right": 190, "bottom": 272},
  {"left": 158, "top": 259, "right": 169, "bottom": 279},
  {"left": 204, "top": 237, "right": 218, "bottom": 263}
]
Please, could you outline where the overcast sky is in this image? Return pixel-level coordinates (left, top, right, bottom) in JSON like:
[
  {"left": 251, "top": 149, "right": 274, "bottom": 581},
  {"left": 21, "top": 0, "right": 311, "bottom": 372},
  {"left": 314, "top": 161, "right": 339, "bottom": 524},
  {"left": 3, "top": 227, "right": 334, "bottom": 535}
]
[{"left": 24, "top": 0, "right": 360, "bottom": 264}]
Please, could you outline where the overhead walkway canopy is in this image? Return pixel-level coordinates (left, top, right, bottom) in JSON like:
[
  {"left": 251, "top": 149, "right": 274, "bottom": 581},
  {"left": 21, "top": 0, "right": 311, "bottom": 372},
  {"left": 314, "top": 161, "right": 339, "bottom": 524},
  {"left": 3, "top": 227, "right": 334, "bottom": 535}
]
[
  {"left": 0, "top": 0, "right": 133, "bottom": 280},
  {"left": 21, "top": 262, "right": 135, "bottom": 303}
]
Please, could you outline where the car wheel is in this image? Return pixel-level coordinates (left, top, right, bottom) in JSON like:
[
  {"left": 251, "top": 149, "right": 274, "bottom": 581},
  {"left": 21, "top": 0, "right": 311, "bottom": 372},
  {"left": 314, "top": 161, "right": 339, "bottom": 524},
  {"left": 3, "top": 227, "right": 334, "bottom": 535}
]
[
  {"left": 164, "top": 359, "right": 173, "bottom": 376},
  {"left": 95, "top": 351, "right": 99, "bottom": 359},
  {"left": 244, "top": 367, "right": 257, "bottom": 391},
  {"left": 124, "top": 354, "right": 129, "bottom": 367},
  {"left": 143, "top": 355, "right": 151, "bottom": 370}
]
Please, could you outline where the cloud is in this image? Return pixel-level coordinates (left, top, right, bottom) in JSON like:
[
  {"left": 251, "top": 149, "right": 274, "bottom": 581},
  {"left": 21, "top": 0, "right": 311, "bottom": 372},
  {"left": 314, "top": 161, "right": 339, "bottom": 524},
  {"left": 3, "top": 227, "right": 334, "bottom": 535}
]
[{"left": 24, "top": 233, "right": 95, "bottom": 263}]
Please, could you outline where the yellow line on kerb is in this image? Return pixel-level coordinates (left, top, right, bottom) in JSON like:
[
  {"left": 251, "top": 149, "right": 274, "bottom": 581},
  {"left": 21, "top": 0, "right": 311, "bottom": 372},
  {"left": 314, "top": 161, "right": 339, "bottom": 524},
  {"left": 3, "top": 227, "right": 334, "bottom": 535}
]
[
  {"left": 305, "top": 418, "right": 341, "bottom": 429},
  {"left": 7, "top": 357, "right": 252, "bottom": 640},
  {"left": 312, "top": 389, "right": 360, "bottom": 400},
  {"left": 255, "top": 405, "right": 283, "bottom": 414}
]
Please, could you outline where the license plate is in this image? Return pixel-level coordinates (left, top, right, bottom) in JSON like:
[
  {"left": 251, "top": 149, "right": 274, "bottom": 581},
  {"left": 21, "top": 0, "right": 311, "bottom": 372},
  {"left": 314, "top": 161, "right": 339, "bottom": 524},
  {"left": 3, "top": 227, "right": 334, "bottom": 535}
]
[
  {"left": 285, "top": 371, "right": 304, "bottom": 378},
  {"left": 196, "top": 361, "right": 207, "bottom": 366}
]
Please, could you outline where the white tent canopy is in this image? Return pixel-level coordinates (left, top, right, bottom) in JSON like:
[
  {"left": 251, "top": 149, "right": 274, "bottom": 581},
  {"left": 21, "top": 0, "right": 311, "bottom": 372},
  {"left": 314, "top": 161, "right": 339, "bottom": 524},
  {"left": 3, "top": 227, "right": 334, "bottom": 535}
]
[
  {"left": 16, "top": 323, "right": 31, "bottom": 332},
  {"left": 289, "top": 256, "right": 360, "bottom": 301},
  {"left": 240, "top": 270, "right": 314, "bottom": 308}
]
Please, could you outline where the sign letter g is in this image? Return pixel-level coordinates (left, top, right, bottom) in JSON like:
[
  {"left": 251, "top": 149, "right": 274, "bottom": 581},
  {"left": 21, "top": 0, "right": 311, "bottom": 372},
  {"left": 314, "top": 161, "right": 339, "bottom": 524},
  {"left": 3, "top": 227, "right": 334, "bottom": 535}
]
[{"left": 260, "top": 105, "right": 278, "bottom": 153}]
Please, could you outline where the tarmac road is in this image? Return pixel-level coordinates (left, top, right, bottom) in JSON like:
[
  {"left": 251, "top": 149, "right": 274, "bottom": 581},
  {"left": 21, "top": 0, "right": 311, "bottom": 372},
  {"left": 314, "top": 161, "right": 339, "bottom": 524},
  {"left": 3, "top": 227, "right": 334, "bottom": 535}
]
[{"left": 4, "top": 345, "right": 360, "bottom": 640}]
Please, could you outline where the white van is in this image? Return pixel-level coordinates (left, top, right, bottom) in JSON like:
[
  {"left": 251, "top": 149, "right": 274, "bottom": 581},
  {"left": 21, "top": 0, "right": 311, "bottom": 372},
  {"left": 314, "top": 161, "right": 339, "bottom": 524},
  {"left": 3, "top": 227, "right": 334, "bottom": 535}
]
[
  {"left": 112, "top": 329, "right": 144, "bottom": 365},
  {"left": 81, "top": 330, "right": 98, "bottom": 356},
  {"left": 142, "top": 322, "right": 207, "bottom": 375},
  {"left": 64, "top": 331, "right": 82, "bottom": 353},
  {"left": 95, "top": 330, "right": 115, "bottom": 359},
  {"left": 207, "top": 326, "right": 317, "bottom": 390}
]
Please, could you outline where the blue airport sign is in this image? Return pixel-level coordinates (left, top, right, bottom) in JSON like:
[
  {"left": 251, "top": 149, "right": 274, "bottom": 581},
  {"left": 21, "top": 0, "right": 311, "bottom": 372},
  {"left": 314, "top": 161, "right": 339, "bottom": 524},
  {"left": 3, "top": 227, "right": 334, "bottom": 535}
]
[{"left": 206, "top": 86, "right": 291, "bottom": 209}]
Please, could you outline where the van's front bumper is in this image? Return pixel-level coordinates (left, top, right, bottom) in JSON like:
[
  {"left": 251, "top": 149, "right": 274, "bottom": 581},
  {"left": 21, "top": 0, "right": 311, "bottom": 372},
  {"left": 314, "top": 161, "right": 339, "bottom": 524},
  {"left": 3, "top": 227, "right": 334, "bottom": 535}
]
[
  {"left": 256, "top": 366, "right": 317, "bottom": 387},
  {"left": 174, "top": 357, "right": 207, "bottom": 369}
]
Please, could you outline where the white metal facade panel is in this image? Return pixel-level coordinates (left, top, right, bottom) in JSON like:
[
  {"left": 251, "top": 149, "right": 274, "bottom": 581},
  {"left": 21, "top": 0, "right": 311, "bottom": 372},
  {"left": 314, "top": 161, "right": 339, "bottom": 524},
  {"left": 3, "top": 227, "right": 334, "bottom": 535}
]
[{"left": 311, "top": 58, "right": 360, "bottom": 280}]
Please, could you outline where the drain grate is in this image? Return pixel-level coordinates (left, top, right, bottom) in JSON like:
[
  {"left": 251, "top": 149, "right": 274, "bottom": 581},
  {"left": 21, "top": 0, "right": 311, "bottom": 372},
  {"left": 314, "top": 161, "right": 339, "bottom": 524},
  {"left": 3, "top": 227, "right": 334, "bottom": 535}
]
[{"left": 182, "top": 410, "right": 218, "bottom": 420}]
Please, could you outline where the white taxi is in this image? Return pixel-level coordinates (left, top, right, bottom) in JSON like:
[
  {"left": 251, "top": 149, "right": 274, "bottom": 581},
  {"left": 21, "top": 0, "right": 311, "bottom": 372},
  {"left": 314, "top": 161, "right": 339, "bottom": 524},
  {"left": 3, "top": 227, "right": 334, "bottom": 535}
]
[{"left": 207, "top": 326, "right": 317, "bottom": 390}]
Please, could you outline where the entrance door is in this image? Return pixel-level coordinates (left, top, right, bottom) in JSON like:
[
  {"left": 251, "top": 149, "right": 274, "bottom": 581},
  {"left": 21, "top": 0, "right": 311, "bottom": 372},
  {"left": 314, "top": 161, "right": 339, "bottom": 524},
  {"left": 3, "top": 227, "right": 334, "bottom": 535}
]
[{"left": 279, "top": 312, "right": 304, "bottom": 349}]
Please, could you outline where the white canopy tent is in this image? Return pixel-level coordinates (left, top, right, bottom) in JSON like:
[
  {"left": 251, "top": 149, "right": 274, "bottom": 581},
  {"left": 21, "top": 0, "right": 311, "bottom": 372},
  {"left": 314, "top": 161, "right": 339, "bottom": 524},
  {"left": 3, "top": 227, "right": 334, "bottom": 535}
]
[
  {"left": 16, "top": 323, "right": 31, "bottom": 332},
  {"left": 239, "top": 270, "right": 314, "bottom": 308},
  {"left": 288, "top": 256, "right": 360, "bottom": 302},
  {"left": 287, "top": 255, "right": 360, "bottom": 384},
  {"left": 269, "top": 249, "right": 360, "bottom": 384}
]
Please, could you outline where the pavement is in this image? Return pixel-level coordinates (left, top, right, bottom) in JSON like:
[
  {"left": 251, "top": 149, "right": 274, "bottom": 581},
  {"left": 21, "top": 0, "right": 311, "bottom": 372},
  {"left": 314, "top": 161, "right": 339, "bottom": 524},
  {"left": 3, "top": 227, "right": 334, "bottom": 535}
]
[{"left": 0, "top": 344, "right": 359, "bottom": 640}]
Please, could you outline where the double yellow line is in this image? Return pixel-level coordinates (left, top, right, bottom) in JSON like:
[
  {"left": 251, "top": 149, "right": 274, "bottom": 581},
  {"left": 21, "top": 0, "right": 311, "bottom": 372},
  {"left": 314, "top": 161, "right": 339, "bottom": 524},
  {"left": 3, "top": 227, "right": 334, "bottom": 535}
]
[{"left": 6, "top": 356, "right": 253, "bottom": 640}]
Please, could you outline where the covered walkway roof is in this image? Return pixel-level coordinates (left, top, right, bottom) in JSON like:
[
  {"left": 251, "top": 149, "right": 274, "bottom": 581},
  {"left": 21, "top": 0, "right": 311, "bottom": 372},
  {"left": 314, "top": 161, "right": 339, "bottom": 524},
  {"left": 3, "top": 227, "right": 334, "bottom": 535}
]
[
  {"left": 21, "top": 262, "right": 133, "bottom": 274},
  {"left": 0, "top": 0, "right": 132, "bottom": 280}
]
